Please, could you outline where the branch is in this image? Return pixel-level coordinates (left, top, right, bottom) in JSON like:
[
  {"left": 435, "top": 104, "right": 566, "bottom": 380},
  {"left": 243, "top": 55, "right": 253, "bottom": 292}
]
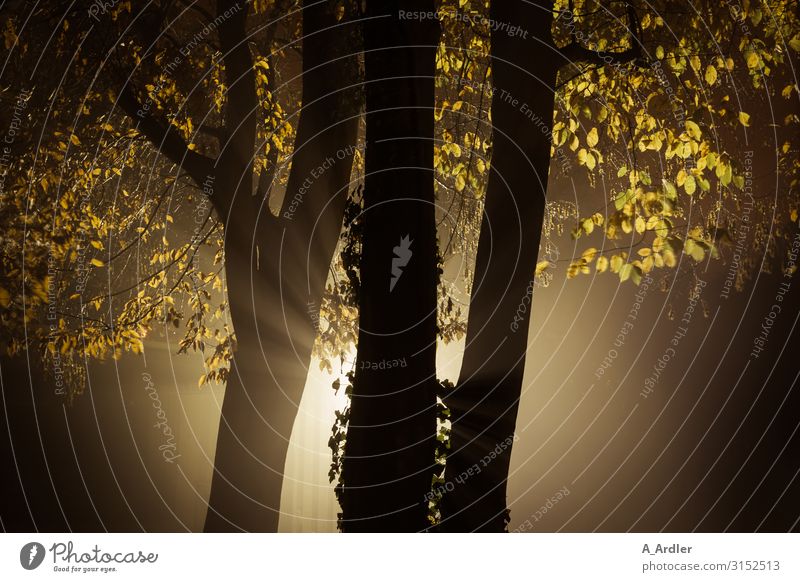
[
  {"left": 117, "top": 85, "right": 215, "bottom": 187},
  {"left": 559, "top": 2, "right": 643, "bottom": 69},
  {"left": 216, "top": 0, "right": 257, "bottom": 166}
]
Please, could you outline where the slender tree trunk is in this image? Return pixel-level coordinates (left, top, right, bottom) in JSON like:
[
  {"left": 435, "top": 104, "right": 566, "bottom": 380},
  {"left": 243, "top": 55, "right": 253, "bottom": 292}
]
[
  {"left": 439, "top": 0, "right": 558, "bottom": 532},
  {"left": 340, "top": 0, "right": 440, "bottom": 532},
  {"left": 205, "top": 0, "right": 360, "bottom": 532}
]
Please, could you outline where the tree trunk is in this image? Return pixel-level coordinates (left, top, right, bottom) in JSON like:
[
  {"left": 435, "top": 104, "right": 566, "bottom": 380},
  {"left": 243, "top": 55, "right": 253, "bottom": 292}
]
[
  {"left": 205, "top": 0, "right": 360, "bottom": 532},
  {"left": 340, "top": 0, "right": 440, "bottom": 532},
  {"left": 439, "top": 0, "right": 558, "bottom": 532}
]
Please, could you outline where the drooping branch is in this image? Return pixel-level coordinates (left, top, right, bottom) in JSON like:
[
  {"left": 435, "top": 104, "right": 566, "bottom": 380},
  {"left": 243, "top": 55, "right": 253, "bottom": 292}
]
[{"left": 117, "top": 85, "right": 215, "bottom": 187}]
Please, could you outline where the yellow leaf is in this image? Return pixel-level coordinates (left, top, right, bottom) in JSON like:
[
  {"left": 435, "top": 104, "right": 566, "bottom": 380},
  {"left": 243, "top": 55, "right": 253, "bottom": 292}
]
[
  {"left": 91, "top": 258, "right": 105, "bottom": 267},
  {"left": 70, "top": 134, "right": 80, "bottom": 146},
  {"left": 705, "top": 65, "right": 717, "bottom": 85},
  {"left": 685, "top": 120, "right": 701, "bottom": 140},
  {"left": 596, "top": 256, "right": 609, "bottom": 273},
  {"left": 587, "top": 127, "right": 599, "bottom": 148},
  {"left": 0, "top": 287, "right": 10, "bottom": 308},
  {"left": 684, "top": 175, "right": 696, "bottom": 195},
  {"left": 738, "top": 111, "right": 751, "bottom": 126},
  {"left": 619, "top": 263, "right": 633, "bottom": 282}
]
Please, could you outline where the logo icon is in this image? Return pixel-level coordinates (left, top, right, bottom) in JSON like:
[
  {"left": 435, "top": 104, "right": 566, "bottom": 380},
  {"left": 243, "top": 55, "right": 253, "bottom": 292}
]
[
  {"left": 20, "top": 542, "right": 45, "bottom": 570},
  {"left": 390, "top": 235, "right": 413, "bottom": 292}
]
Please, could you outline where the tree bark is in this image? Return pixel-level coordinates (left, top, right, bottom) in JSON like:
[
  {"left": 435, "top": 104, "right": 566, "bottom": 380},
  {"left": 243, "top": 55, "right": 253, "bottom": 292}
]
[
  {"left": 340, "top": 0, "right": 440, "bottom": 532},
  {"left": 439, "top": 0, "right": 558, "bottom": 532},
  {"left": 204, "top": 0, "right": 360, "bottom": 531}
]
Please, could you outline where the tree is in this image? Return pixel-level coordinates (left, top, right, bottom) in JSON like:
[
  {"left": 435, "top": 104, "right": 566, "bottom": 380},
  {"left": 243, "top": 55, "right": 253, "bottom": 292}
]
[
  {"left": 437, "top": 0, "right": 800, "bottom": 531},
  {"left": 0, "top": 0, "right": 361, "bottom": 532},
  {"left": 339, "top": 0, "right": 441, "bottom": 532},
  {"left": 438, "top": 0, "right": 558, "bottom": 532},
  {"left": 204, "top": 0, "right": 361, "bottom": 532}
]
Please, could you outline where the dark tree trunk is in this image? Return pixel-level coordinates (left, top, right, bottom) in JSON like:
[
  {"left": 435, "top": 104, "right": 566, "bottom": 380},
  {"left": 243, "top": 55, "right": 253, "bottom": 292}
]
[
  {"left": 340, "top": 0, "right": 440, "bottom": 532},
  {"left": 205, "top": 0, "right": 360, "bottom": 532},
  {"left": 439, "top": 0, "right": 558, "bottom": 532}
]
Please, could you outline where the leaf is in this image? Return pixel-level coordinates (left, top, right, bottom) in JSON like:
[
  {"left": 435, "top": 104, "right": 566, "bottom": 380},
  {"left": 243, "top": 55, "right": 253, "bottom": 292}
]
[
  {"left": 705, "top": 65, "right": 717, "bottom": 85},
  {"left": 0, "top": 287, "right": 10, "bottom": 308},
  {"left": 614, "top": 190, "right": 629, "bottom": 211},
  {"left": 630, "top": 266, "right": 642, "bottom": 285},
  {"left": 738, "top": 111, "right": 751, "bottom": 126},
  {"left": 684, "top": 175, "right": 696, "bottom": 195},
  {"left": 596, "top": 256, "right": 609, "bottom": 273},
  {"left": 587, "top": 127, "right": 599, "bottom": 148},
  {"left": 685, "top": 120, "right": 702, "bottom": 140},
  {"left": 535, "top": 261, "right": 550, "bottom": 275},
  {"left": 619, "top": 263, "right": 633, "bottom": 282},
  {"left": 663, "top": 179, "right": 677, "bottom": 200},
  {"left": 90, "top": 258, "right": 105, "bottom": 267}
]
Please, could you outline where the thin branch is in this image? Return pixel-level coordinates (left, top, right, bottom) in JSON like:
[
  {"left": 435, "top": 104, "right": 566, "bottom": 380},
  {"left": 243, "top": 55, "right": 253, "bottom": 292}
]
[
  {"left": 117, "top": 84, "right": 215, "bottom": 187},
  {"left": 559, "top": 1, "right": 644, "bottom": 69}
]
